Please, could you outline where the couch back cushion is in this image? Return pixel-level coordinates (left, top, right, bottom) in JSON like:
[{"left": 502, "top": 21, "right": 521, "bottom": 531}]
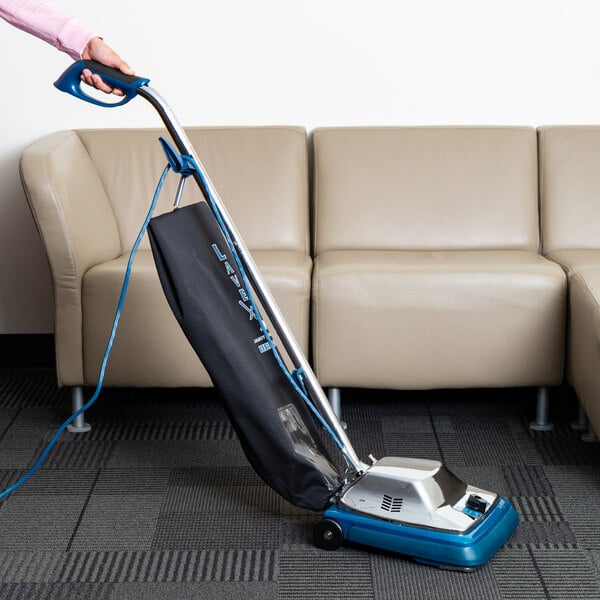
[
  {"left": 539, "top": 126, "right": 600, "bottom": 252},
  {"left": 77, "top": 126, "right": 309, "bottom": 254},
  {"left": 313, "top": 127, "right": 539, "bottom": 253}
]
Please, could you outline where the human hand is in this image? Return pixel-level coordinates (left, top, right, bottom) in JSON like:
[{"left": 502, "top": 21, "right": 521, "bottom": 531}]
[{"left": 80, "top": 37, "right": 134, "bottom": 96}]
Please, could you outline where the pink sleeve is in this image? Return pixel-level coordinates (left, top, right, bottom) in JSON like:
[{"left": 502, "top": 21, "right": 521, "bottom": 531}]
[{"left": 0, "top": 0, "right": 97, "bottom": 59}]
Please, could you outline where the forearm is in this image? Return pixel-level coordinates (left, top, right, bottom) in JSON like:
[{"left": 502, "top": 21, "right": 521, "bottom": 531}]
[{"left": 0, "top": 0, "right": 97, "bottom": 59}]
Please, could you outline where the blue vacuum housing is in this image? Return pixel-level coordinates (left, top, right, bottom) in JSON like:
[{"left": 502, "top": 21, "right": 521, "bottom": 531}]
[{"left": 315, "top": 457, "right": 519, "bottom": 570}]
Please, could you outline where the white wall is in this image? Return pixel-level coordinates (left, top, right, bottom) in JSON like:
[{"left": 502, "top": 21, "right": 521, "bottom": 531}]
[{"left": 1, "top": 0, "right": 600, "bottom": 332}]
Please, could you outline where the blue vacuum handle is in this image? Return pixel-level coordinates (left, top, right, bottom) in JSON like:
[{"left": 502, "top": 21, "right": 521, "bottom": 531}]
[{"left": 54, "top": 59, "right": 150, "bottom": 107}]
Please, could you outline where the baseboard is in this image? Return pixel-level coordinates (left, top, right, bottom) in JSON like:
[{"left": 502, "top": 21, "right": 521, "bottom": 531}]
[{"left": 0, "top": 334, "right": 55, "bottom": 368}]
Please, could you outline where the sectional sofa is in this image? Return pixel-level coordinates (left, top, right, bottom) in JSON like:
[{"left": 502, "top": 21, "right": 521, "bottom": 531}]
[{"left": 19, "top": 125, "right": 600, "bottom": 439}]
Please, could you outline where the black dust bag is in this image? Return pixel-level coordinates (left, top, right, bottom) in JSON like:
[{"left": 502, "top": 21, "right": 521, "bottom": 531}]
[{"left": 147, "top": 201, "right": 341, "bottom": 510}]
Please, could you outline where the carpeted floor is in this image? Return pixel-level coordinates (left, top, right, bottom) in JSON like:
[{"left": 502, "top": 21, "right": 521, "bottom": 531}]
[{"left": 1, "top": 369, "right": 600, "bottom": 599}]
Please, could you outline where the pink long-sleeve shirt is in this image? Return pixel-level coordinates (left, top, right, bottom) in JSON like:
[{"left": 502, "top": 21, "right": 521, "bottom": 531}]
[{"left": 0, "top": 0, "right": 96, "bottom": 59}]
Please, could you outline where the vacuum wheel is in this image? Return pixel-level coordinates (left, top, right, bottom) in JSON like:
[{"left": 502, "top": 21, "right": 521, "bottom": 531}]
[{"left": 313, "top": 518, "right": 343, "bottom": 550}]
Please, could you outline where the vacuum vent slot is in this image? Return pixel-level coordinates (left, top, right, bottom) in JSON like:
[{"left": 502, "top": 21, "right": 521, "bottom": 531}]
[{"left": 381, "top": 494, "right": 403, "bottom": 512}]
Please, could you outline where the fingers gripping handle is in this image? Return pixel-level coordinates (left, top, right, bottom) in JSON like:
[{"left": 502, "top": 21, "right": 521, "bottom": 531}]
[{"left": 54, "top": 60, "right": 150, "bottom": 107}]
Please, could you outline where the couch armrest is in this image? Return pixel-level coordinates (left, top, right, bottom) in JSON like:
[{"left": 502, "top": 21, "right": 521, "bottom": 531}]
[{"left": 20, "top": 130, "right": 121, "bottom": 385}]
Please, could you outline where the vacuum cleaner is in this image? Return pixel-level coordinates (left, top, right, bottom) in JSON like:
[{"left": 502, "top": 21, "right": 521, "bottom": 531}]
[{"left": 51, "top": 61, "right": 519, "bottom": 571}]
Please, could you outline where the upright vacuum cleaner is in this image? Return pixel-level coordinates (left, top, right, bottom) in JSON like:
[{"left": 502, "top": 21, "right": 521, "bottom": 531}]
[{"left": 54, "top": 61, "right": 519, "bottom": 570}]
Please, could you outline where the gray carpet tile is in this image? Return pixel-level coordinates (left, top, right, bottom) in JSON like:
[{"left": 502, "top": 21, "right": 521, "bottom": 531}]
[
  {"left": 82, "top": 420, "right": 235, "bottom": 442},
  {"left": 588, "top": 549, "right": 600, "bottom": 580},
  {"left": 532, "top": 423, "right": 600, "bottom": 465},
  {"left": 0, "top": 444, "right": 42, "bottom": 470},
  {"left": 13, "top": 469, "right": 98, "bottom": 496},
  {"left": 545, "top": 465, "right": 600, "bottom": 549},
  {"left": 0, "top": 582, "right": 114, "bottom": 600},
  {"left": 0, "top": 372, "right": 66, "bottom": 409},
  {"left": 69, "top": 494, "right": 165, "bottom": 551},
  {"left": 87, "top": 389, "right": 225, "bottom": 422},
  {"left": 106, "top": 440, "right": 247, "bottom": 469},
  {"left": 0, "top": 409, "right": 61, "bottom": 475},
  {"left": 508, "top": 422, "right": 547, "bottom": 465},
  {"left": 38, "top": 440, "right": 116, "bottom": 470},
  {"left": 381, "top": 415, "right": 435, "bottom": 434},
  {"left": 167, "top": 466, "right": 264, "bottom": 487},
  {"left": 434, "top": 432, "right": 466, "bottom": 466},
  {"left": 491, "top": 547, "right": 549, "bottom": 600},
  {"left": 382, "top": 431, "right": 443, "bottom": 461},
  {"left": 0, "top": 409, "right": 18, "bottom": 437},
  {"left": 545, "top": 464, "right": 600, "bottom": 492},
  {"left": 109, "top": 581, "right": 277, "bottom": 600},
  {"left": 2, "top": 370, "right": 600, "bottom": 599},
  {"left": 0, "top": 495, "right": 88, "bottom": 551},
  {"left": 371, "top": 552, "right": 503, "bottom": 600},
  {"left": 455, "top": 418, "right": 525, "bottom": 466},
  {"left": 93, "top": 469, "right": 171, "bottom": 495},
  {"left": 531, "top": 548, "right": 600, "bottom": 599},
  {"left": 508, "top": 520, "right": 578, "bottom": 549},
  {"left": 0, "top": 551, "right": 65, "bottom": 583},
  {"left": 450, "top": 465, "right": 511, "bottom": 496},
  {"left": 151, "top": 512, "right": 285, "bottom": 550},
  {"left": 161, "top": 480, "right": 282, "bottom": 514},
  {"left": 511, "top": 495, "right": 565, "bottom": 523},
  {"left": 0, "top": 470, "right": 20, "bottom": 490},
  {"left": 55, "top": 549, "right": 278, "bottom": 583},
  {"left": 278, "top": 547, "right": 372, "bottom": 600},
  {"left": 0, "top": 408, "right": 58, "bottom": 457},
  {"left": 503, "top": 464, "right": 554, "bottom": 496},
  {"left": 279, "top": 514, "right": 319, "bottom": 548}
]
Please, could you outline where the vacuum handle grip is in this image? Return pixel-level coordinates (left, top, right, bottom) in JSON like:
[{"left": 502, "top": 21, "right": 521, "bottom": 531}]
[{"left": 54, "top": 59, "right": 150, "bottom": 107}]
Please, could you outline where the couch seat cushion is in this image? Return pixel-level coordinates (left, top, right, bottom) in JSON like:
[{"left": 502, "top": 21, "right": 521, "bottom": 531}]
[
  {"left": 312, "top": 250, "right": 566, "bottom": 389},
  {"left": 82, "top": 250, "right": 311, "bottom": 387}
]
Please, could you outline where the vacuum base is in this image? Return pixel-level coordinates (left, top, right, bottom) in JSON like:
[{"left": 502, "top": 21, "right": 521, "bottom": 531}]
[
  {"left": 316, "top": 498, "right": 518, "bottom": 570},
  {"left": 314, "top": 457, "right": 519, "bottom": 570}
]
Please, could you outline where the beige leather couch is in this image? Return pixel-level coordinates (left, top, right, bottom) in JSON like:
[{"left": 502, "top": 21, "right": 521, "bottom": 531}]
[
  {"left": 539, "top": 126, "right": 600, "bottom": 439},
  {"left": 21, "top": 126, "right": 311, "bottom": 428},
  {"left": 20, "top": 124, "right": 599, "bottom": 436}
]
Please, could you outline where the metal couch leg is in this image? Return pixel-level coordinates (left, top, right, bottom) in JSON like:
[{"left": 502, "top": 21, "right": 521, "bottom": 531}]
[
  {"left": 571, "top": 401, "right": 598, "bottom": 442},
  {"left": 328, "top": 387, "right": 342, "bottom": 419},
  {"left": 582, "top": 424, "right": 599, "bottom": 444},
  {"left": 529, "top": 387, "right": 554, "bottom": 432},
  {"left": 327, "top": 387, "right": 347, "bottom": 429},
  {"left": 571, "top": 401, "right": 589, "bottom": 432},
  {"left": 66, "top": 386, "right": 91, "bottom": 433}
]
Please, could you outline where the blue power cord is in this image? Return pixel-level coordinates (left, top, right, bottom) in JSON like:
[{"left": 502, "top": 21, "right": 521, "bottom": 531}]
[{"left": 0, "top": 164, "right": 170, "bottom": 501}]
